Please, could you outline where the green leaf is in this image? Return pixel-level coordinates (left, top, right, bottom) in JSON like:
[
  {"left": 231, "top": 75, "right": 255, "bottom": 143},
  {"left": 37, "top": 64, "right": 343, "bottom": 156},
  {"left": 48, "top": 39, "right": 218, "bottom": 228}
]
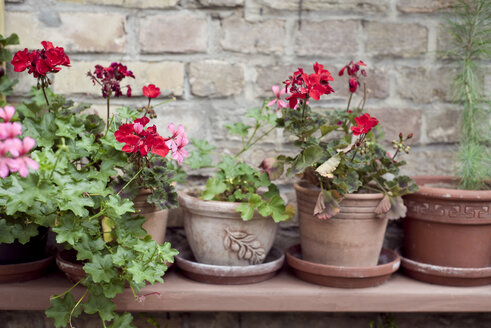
[
  {"left": 288, "top": 145, "right": 323, "bottom": 176},
  {"left": 83, "top": 292, "right": 116, "bottom": 322},
  {"left": 235, "top": 193, "right": 262, "bottom": 221},
  {"left": 105, "top": 195, "right": 135, "bottom": 218},
  {"left": 201, "top": 178, "right": 227, "bottom": 200},
  {"left": 46, "top": 293, "right": 83, "bottom": 328},
  {"left": 108, "top": 313, "right": 135, "bottom": 328},
  {"left": 259, "top": 157, "right": 285, "bottom": 180},
  {"left": 320, "top": 124, "right": 339, "bottom": 136},
  {"left": 268, "top": 194, "right": 291, "bottom": 222},
  {"left": 225, "top": 122, "right": 251, "bottom": 138},
  {"left": 83, "top": 254, "right": 118, "bottom": 283},
  {"left": 75, "top": 235, "right": 106, "bottom": 261},
  {"left": 0, "top": 33, "right": 19, "bottom": 46}
]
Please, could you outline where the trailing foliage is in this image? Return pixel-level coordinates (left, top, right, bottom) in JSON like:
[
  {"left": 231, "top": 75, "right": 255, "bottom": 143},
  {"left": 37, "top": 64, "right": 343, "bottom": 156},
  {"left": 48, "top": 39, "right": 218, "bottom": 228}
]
[{"left": 445, "top": 0, "right": 491, "bottom": 190}]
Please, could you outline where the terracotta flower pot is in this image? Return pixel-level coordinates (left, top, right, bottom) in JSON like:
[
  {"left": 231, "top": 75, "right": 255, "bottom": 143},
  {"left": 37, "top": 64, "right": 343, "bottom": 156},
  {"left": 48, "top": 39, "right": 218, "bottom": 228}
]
[
  {"left": 179, "top": 191, "right": 278, "bottom": 266},
  {"left": 294, "top": 181, "right": 388, "bottom": 267},
  {"left": 133, "top": 189, "right": 169, "bottom": 244},
  {"left": 403, "top": 176, "right": 491, "bottom": 269}
]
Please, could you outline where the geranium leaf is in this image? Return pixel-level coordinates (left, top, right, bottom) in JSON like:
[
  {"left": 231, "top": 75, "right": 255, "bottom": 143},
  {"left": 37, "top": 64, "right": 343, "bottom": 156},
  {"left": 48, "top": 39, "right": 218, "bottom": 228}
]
[
  {"left": 387, "top": 196, "right": 407, "bottom": 220},
  {"left": 83, "top": 254, "right": 118, "bottom": 283},
  {"left": 108, "top": 313, "right": 135, "bottom": 328},
  {"left": 225, "top": 122, "right": 251, "bottom": 137},
  {"left": 314, "top": 190, "right": 341, "bottom": 220},
  {"left": 316, "top": 154, "right": 341, "bottom": 178},
  {"left": 202, "top": 178, "right": 227, "bottom": 200},
  {"left": 46, "top": 293, "right": 82, "bottom": 328},
  {"left": 84, "top": 291, "right": 116, "bottom": 322}
]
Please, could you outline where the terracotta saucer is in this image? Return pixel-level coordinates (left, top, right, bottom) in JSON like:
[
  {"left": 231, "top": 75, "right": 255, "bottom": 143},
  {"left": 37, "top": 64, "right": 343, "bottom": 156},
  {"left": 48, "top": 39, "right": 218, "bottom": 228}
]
[
  {"left": 398, "top": 250, "right": 491, "bottom": 287},
  {"left": 175, "top": 246, "right": 284, "bottom": 284},
  {"left": 0, "top": 253, "right": 55, "bottom": 283},
  {"left": 285, "top": 244, "right": 400, "bottom": 288}
]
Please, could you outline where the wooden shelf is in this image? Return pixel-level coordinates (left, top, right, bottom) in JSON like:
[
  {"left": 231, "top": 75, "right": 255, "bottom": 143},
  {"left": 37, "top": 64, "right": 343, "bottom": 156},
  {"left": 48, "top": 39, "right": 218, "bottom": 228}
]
[{"left": 1, "top": 268, "right": 490, "bottom": 312}]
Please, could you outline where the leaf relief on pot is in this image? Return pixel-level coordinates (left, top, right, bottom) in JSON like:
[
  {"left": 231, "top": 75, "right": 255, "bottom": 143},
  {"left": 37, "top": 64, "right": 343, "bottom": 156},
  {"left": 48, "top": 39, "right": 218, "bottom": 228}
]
[{"left": 223, "top": 227, "right": 265, "bottom": 265}]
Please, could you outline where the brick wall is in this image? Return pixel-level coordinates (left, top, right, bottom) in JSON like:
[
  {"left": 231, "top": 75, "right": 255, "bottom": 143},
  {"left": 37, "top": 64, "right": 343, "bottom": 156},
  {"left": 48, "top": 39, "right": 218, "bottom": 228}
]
[{"left": 5, "top": 0, "right": 465, "bottom": 178}]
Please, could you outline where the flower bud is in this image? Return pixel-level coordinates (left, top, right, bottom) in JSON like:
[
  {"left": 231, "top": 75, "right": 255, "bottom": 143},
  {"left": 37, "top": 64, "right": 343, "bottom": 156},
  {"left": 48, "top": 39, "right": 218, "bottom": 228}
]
[
  {"left": 399, "top": 132, "right": 403, "bottom": 140},
  {"left": 407, "top": 133, "right": 413, "bottom": 139}
]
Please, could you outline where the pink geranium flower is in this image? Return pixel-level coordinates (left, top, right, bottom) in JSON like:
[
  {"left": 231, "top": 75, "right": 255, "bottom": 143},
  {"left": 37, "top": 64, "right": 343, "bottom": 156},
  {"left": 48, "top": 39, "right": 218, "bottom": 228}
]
[
  {"left": 267, "top": 85, "right": 287, "bottom": 111},
  {"left": 6, "top": 137, "right": 39, "bottom": 177},
  {"left": 165, "top": 123, "right": 188, "bottom": 163},
  {"left": 0, "top": 106, "right": 16, "bottom": 122},
  {"left": 0, "top": 122, "right": 22, "bottom": 140}
]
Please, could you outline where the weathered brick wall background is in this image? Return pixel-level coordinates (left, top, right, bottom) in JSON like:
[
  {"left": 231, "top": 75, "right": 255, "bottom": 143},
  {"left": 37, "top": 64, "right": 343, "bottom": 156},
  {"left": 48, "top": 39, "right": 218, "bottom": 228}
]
[{"left": 3, "top": 0, "right": 490, "bottom": 327}]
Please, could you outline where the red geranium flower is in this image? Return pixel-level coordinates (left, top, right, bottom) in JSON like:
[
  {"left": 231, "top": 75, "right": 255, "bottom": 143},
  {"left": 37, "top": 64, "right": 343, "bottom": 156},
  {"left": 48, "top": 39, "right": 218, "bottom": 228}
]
[
  {"left": 351, "top": 113, "right": 379, "bottom": 136},
  {"left": 115, "top": 117, "right": 169, "bottom": 158},
  {"left": 142, "top": 84, "right": 161, "bottom": 98},
  {"left": 89, "top": 62, "right": 134, "bottom": 98},
  {"left": 11, "top": 41, "right": 70, "bottom": 78}
]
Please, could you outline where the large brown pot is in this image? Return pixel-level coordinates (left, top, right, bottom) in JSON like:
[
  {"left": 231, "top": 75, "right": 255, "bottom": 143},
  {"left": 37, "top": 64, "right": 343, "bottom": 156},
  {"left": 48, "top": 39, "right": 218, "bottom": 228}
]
[
  {"left": 179, "top": 191, "right": 278, "bottom": 266},
  {"left": 403, "top": 176, "right": 491, "bottom": 268},
  {"left": 133, "top": 190, "right": 168, "bottom": 244},
  {"left": 294, "top": 181, "right": 388, "bottom": 267}
]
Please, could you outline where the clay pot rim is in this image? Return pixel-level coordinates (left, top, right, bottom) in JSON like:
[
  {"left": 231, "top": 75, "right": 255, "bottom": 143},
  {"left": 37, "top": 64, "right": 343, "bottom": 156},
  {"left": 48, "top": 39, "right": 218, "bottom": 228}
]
[
  {"left": 409, "top": 176, "right": 491, "bottom": 200},
  {"left": 286, "top": 244, "right": 400, "bottom": 278},
  {"left": 175, "top": 246, "right": 284, "bottom": 277},
  {"left": 294, "top": 181, "right": 385, "bottom": 200},
  {"left": 178, "top": 190, "right": 270, "bottom": 220},
  {"left": 398, "top": 249, "right": 491, "bottom": 278}
]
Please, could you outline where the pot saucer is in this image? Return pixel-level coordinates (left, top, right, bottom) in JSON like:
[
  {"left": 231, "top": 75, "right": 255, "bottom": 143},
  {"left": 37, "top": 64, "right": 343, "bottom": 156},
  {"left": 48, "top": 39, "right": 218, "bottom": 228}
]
[
  {"left": 285, "top": 244, "right": 400, "bottom": 288},
  {"left": 398, "top": 250, "right": 491, "bottom": 287},
  {"left": 175, "top": 246, "right": 284, "bottom": 285},
  {"left": 0, "top": 253, "right": 55, "bottom": 283}
]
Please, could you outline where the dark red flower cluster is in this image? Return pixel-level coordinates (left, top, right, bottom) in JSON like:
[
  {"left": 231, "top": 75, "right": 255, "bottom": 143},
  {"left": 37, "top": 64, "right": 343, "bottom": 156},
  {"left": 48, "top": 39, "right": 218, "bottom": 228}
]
[
  {"left": 338, "top": 60, "right": 366, "bottom": 93},
  {"left": 115, "top": 117, "right": 169, "bottom": 158},
  {"left": 283, "top": 62, "right": 334, "bottom": 109},
  {"left": 142, "top": 84, "right": 161, "bottom": 98},
  {"left": 11, "top": 41, "right": 70, "bottom": 78},
  {"left": 351, "top": 113, "right": 379, "bottom": 136},
  {"left": 89, "top": 62, "right": 135, "bottom": 98}
]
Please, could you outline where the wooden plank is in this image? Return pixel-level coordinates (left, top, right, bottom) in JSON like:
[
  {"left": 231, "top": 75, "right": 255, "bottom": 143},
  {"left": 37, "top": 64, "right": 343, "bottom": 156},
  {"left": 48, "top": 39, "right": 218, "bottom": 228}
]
[{"left": 0, "top": 269, "right": 490, "bottom": 312}]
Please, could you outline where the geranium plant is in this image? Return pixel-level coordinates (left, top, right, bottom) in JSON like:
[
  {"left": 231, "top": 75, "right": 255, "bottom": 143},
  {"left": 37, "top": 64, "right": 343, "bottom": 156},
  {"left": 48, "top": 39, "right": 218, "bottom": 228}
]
[
  {"left": 2, "top": 40, "right": 183, "bottom": 327},
  {"left": 263, "top": 61, "right": 418, "bottom": 219},
  {"left": 187, "top": 101, "right": 294, "bottom": 222}
]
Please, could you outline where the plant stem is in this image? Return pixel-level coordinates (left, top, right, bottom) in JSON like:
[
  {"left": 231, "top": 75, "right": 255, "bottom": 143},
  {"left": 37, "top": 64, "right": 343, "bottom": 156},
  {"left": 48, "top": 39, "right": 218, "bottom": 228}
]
[
  {"left": 117, "top": 167, "right": 144, "bottom": 196},
  {"left": 50, "top": 278, "right": 85, "bottom": 300},
  {"left": 346, "top": 93, "right": 353, "bottom": 111},
  {"left": 69, "top": 289, "right": 88, "bottom": 328},
  {"left": 145, "top": 98, "right": 151, "bottom": 116},
  {"left": 235, "top": 126, "right": 275, "bottom": 159},
  {"left": 106, "top": 95, "right": 111, "bottom": 129}
]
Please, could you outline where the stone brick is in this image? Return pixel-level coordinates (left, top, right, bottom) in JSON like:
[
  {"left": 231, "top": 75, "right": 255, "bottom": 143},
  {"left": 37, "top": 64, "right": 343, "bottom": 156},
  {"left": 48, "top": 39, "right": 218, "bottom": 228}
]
[
  {"left": 364, "top": 22, "right": 427, "bottom": 57},
  {"left": 153, "top": 96, "right": 213, "bottom": 142},
  {"left": 189, "top": 60, "right": 244, "bottom": 97},
  {"left": 52, "top": 61, "right": 184, "bottom": 97},
  {"left": 5, "top": 12, "right": 126, "bottom": 53},
  {"left": 139, "top": 15, "right": 207, "bottom": 53},
  {"left": 426, "top": 107, "right": 461, "bottom": 143},
  {"left": 395, "top": 66, "right": 454, "bottom": 103},
  {"left": 129, "top": 62, "right": 184, "bottom": 96},
  {"left": 397, "top": 0, "right": 452, "bottom": 13},
  {"left": 7, "top": 65, "right": 37, "bottom": 96},
  {"left": 391, "top": 145, "right": 456, "bottom": 177},
  {"left": 56, "top": 0, "right": 179, "bottom": 7},
  {"left": 196, "top": 0, "right": 244, "bottom": 6},
  {"left": 248, "top": 0, "right": 389, "bottom": 13},
  {"left": 220, "top": 15, "right": 285, "bottom": 55},
  {"left": 294, "top": 20, "right": 359, "bottom": 57},
  {"left": 366, "top": 107, "right": 422, "bottom": 144},
  {"left": 255, "top": 64, "right": 300, "bottom": 97}
]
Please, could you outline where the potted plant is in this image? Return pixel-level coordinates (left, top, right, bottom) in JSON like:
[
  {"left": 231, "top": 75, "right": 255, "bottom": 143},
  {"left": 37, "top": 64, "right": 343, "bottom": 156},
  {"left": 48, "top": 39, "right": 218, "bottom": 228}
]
[
  {"left": 4, "top": 40, "right": 185, "bottom": 327},
  {"left": 88, "top": 64, "right": 184, "bottom": 244},
  {"left": 401, "top": 0, "right": 491, "bottom": 286},
  {"left": 178, "top": 100, "right": 294, "bottom": 270},
  {"left": 0, "top": 33, "right": 56, "bottom": 283},
  {"left": 262, "top": 61, "right": 417, "bottom": 268}
]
